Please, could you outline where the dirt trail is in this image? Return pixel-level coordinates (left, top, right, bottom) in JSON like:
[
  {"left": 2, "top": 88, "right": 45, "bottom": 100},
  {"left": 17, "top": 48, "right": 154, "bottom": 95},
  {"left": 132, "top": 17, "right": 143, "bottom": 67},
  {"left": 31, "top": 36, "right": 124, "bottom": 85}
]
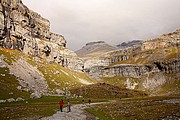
[{"left": 40, "top": 102, "right": 107, "bottom": 120}]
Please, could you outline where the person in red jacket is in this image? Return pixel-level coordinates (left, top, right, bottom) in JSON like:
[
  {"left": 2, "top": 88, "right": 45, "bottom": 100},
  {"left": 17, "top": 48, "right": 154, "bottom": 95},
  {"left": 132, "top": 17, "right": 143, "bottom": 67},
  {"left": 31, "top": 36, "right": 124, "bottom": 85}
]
[{"left": 59, "top": 99, "right": 64, "bottom": 112}]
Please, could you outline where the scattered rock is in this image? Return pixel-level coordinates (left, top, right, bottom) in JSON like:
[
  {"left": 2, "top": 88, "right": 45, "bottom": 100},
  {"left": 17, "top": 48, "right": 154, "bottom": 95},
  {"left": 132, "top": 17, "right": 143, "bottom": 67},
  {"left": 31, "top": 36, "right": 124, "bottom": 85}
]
[
  {"left": 0, "top": 100, "right": 6, "bottom": 103},
  {"left": 16, "top": 97, "right": 24, "bottom": 101},
  {"left": 7, "top": 98, "right": 15, "bottom": 102}
]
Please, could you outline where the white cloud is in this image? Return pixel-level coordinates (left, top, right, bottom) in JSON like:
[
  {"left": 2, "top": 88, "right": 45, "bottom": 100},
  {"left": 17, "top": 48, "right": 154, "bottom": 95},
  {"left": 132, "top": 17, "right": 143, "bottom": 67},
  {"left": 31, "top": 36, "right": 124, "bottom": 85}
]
[{"left": 22, "top": 0, "right": 180, "bottom": 51}]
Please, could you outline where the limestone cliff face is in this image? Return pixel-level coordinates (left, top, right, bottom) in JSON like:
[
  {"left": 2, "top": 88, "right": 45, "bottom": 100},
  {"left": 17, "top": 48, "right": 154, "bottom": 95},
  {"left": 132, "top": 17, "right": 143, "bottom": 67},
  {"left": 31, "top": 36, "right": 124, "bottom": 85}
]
[
  {"left": 87, "top": 64, "right": 157, "bottom": 79},
  {"left": 84, "top": 29, "right": 180, "bottom": 95},
  {"left": 0, "top": 0, "right": 83, "bottom": 71},
  {"left": 142, "top": 29, "right": 180, "bottom": 50},
  {"left": 88, "top": 29, "right": 179, "bottom": 68}
]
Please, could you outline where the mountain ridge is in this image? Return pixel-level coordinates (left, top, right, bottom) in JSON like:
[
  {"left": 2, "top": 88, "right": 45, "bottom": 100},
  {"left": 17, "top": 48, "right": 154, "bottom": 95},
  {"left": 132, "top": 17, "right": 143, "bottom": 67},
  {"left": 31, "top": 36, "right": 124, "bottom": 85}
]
[{"left": 75, "top": 41, "right": 117, "bottom": 58}]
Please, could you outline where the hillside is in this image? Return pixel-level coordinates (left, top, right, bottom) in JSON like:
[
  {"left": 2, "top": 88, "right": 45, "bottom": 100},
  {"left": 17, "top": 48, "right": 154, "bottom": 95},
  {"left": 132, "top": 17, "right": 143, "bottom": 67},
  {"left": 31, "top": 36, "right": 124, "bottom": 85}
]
[
  {"left": 70, "top": 83, "right": 147, "bottom": 99},
  {"left": 0, "top": 1, "right": 180, "bottom": 120},
  {"left": 75, "top": 41, "right": 117, "bottom": 58},
  {"left": 0, "top": 0, "right": 179, "bottom": 103},
  {"left": 84, "top": 29, "right": 180, "bottom": 96},
  {"left": 0, "top": 48, "right": 95, "bottom": 101},
  {"left": 0, "top": 0, "right": 95, "bottom": 102}
]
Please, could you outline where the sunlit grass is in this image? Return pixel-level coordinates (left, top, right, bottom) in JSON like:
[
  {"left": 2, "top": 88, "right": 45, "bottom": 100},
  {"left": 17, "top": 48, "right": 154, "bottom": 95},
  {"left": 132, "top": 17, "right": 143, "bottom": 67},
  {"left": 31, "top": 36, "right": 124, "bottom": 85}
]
[{"left": 87, "top": 96, "right": 180, "bottom": 120}]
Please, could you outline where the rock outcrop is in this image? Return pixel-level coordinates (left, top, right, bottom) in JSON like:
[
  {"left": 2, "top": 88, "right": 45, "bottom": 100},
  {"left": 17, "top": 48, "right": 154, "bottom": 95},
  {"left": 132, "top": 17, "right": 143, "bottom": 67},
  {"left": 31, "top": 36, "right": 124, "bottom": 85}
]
[
  {"left": 0, "top": 0, "right": 83, "bottom": 71},
  {"left": 87, "top": 64, "right": 155, "bottom": 79},
  {"left": 0, "top": 0, "right": 94, "bottom": 99},
  {"left": 83, "top": 29, "right": 180, "bottom": 95},
  {"left": 9, "top": 58, "right": 49, "bottom": 98}
]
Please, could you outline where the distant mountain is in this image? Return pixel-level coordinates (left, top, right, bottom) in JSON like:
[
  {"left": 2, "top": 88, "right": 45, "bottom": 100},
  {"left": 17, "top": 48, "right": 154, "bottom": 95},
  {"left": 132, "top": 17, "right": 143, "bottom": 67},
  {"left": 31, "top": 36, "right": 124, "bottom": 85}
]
[
  {"left": 117, "top": 40, "right": 142, "bottom": 48},
  {"left": 75, "top": 41, "right": 117, "bottom": 57}
]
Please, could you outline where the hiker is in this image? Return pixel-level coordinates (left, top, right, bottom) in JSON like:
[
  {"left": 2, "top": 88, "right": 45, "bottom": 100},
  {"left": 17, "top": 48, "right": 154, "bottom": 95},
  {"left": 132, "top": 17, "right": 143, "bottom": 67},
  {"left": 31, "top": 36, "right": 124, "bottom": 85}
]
[
  {"left": 82, "top": 98, "right": 85, "bottom": 104},
  {"left": 59, "top": 99, "right": 64, "bottom": 112},
  {"left": 88, "top": 98, "right": 91, "bottom": 105},
  {"left": 67, "top": 99, "right": 71, "bottom": 112}
]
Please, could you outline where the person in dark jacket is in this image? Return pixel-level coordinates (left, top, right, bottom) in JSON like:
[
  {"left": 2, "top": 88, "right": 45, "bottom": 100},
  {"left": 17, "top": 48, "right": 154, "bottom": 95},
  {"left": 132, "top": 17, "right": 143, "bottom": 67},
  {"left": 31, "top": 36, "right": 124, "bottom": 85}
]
[
  {"left": 59, "top": 99, "right": 64, "bottom": 112},
  {"left": 88, "top": 98, "right": 91, "bottom": 105},
  {"left": 82, "top": 98, "right": 85, "bottom": 104}
]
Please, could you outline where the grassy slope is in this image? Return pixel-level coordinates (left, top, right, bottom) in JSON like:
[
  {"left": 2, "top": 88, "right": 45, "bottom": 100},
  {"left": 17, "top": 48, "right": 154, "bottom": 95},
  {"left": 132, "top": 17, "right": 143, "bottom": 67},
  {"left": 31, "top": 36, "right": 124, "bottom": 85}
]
[
  {"left": 0, "top": 48, "right": 95, "bottom": 100},
  {"left": 70, "top": 83, "right": 147, "bottom": 99},
  {"left": 27, "top": 57, "right": 95, "bottom": 94},
  {"left": 0, "top": 49, "right": 31, "bottom": 100},
  {"left": 101, "top": 76, "right": 139, "bottom": 89},
  {"left": 0, "top": 67, "right": 31, "bottom": 100}
]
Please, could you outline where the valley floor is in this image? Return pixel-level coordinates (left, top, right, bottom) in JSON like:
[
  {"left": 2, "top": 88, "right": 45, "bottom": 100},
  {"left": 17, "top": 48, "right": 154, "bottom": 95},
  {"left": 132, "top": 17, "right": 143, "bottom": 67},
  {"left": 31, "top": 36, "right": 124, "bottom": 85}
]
[
  {"left": 0, "top": 96, "right": 179, "bottom": 120},
  {"left": 87, "top": 96, "right": 180, "bottom": 120}
]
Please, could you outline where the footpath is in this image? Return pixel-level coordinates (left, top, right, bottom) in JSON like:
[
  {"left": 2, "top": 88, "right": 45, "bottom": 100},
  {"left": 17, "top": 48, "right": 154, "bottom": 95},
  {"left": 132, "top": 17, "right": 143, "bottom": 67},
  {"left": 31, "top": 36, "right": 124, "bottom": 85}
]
[{"left": 40, "top": 102, "right": 107, "bottom": 120}]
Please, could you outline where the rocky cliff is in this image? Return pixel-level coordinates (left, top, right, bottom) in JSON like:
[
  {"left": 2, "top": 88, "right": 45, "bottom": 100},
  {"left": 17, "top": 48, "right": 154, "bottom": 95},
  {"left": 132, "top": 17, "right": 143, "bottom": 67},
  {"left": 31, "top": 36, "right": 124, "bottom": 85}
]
[
  {"left": 0, "top": 0, "right": 95, "bottom": 100},
  {"left": 0, "top": 0, "right": 83, "bottom": 71},
  {"left": 84, "top": 29, "right": 180, "bottom": 96}
]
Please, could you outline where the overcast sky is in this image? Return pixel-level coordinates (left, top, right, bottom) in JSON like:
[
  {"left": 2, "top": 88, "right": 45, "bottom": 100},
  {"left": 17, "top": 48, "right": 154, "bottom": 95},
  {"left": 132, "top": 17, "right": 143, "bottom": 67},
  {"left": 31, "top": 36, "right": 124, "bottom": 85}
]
[{"left": 22, "top": 0, "right": 180, "bottom": 51}]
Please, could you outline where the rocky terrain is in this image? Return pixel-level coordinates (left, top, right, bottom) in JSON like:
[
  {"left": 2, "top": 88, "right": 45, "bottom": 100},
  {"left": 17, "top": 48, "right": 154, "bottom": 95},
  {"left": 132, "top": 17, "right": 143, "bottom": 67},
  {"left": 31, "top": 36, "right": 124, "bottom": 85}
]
[
  {"left": 0, "top": 0, "right": 83, "bottom": 71},
  {"left": 0, "top": 0, "right": 95, "bottom": 101},
  {"left": 0, "top": 1, "right": 180, "bottom": 120},
  {"left": 81, "top": 29, "right": 180, "bottom": 96},
  {"left": 0, "top": 0, "right": 179, "bottom": 105}
]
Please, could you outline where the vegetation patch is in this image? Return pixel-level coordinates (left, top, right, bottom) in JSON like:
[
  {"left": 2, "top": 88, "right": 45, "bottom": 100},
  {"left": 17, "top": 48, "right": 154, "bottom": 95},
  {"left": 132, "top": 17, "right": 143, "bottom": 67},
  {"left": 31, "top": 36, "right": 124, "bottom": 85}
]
[
  {"left": 88, "top": 96, "right": 180, "bottom": 120},
  {"left": 0, "top": 67, "right": 30, "bottom": 100},
  {"left": 85, "top": 107, "right": 111, "bottom": 120},
  {"left": 70, "top": 83, "right": 147, "bottom": 99},
  {"left": 101, "top": 76, "right": 140, "bottom": 89}
]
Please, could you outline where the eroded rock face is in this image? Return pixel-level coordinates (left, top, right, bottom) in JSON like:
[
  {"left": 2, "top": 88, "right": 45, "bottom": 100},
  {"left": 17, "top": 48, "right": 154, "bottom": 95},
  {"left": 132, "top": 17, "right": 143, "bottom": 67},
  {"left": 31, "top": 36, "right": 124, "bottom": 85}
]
[
  {"left": 87, "top": 64, "right": 156, "bottom": 79},
  {"left": 154, "top": 59, "right": 180, "bottom": 74},
  {"left": 84, "top": 29, "right": 180, "bottom": 93},
  {"left": 142, "top": 73, "right": 166, "bottom": 90},
  {"left": 9, "top": 59, "right": 49, "bottom": 98},
  {"left": 0, "top": 0, "right": 83, "bottom": 71},
  {"left": 142, "top": 29, "right": 180, "bottom": 51}
]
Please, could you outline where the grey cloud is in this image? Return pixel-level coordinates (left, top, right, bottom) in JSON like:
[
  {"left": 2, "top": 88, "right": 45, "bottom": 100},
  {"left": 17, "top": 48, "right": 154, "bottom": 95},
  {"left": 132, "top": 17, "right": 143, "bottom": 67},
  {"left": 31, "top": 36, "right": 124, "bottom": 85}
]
[{"left": 22, "top": 0, "right": 180, "bottom": 51}]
